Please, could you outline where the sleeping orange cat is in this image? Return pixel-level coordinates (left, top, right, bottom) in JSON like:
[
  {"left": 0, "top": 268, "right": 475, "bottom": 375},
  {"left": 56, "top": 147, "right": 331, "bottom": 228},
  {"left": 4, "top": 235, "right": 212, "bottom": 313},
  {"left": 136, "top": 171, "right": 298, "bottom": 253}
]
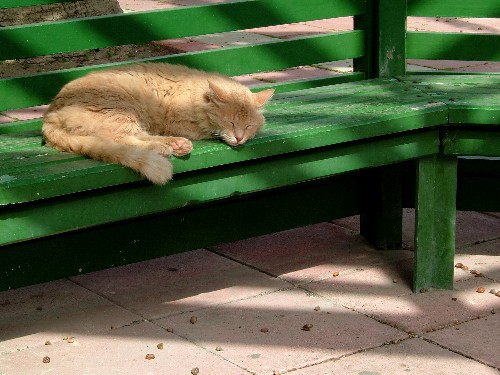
[{"left": 42, "top": 63, "right": 274, "bottom": 184}]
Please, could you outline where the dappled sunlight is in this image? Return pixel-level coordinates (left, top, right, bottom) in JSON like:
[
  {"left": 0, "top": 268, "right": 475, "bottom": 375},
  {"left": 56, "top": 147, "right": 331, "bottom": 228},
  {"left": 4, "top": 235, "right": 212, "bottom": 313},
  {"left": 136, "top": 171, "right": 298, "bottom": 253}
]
[{"left": 1, "top": 0, "right": 499, "bottom": 372}]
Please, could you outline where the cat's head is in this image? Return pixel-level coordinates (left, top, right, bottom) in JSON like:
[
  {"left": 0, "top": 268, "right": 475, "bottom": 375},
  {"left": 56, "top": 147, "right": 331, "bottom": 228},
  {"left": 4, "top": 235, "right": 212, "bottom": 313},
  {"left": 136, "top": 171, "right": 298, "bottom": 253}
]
[{"left": 206, "top": 81, "right": 274, "bottom": 147}]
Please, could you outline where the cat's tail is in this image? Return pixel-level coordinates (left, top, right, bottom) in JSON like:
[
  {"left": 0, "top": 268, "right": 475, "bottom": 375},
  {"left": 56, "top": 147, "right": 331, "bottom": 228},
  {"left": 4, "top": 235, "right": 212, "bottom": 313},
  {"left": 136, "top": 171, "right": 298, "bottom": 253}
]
[{"left": 42, "top": 124, "right": 173, "bottom": 185}]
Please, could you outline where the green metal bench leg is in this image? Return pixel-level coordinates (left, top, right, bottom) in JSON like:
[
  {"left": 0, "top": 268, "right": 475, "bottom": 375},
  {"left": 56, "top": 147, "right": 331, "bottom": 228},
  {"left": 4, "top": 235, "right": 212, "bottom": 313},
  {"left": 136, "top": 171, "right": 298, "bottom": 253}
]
[
  {"left": 360, "top": 165, "right": 403, "bottom": 250},
  {"left": 414, "top": 156, "right": 457, "bottom": 292}
]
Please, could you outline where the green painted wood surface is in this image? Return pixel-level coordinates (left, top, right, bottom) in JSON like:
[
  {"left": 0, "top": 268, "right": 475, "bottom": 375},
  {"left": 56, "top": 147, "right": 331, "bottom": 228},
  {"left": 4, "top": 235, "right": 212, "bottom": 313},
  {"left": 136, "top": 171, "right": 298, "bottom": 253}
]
[
  {"left": 353, "top": 0, "right": 374, "bottom": 77},
  {"left": 443, "top": 130, "right": 500, "bottom": 157},
  {"left": 0, "top": 32, "right": 364, "bottom": 112},
  {"left": 0, "top": 79, "right": 448, "bottom": 206},
  {"left": 0, "top": 0, "right": 366, "bottom": 60},
  {"left": 376, "top": 0, "right": 406, "bottom": 77},
  {"left": 0, "top": 175, "right": 361, "bottom": 290},
  {"left": 0, "top": 0, "right": 78, "bottom": 8},
  {"left": 0, "top": 130, "right": 439, "bottom": 246},
  {"left": 414, "top": 156, "right": 457, "bottom": 292},
  {"left": 400, "top": 75, "right": 500, "bottom": 125},
  {"left": 1, "top": 0, "right": 499, "bottom": 292},
  {"left": 407, "top": 0, "right": 500, "bottom": 18},
  {"left": 407, "top": 32, "right": 500, "bottom": 62}
]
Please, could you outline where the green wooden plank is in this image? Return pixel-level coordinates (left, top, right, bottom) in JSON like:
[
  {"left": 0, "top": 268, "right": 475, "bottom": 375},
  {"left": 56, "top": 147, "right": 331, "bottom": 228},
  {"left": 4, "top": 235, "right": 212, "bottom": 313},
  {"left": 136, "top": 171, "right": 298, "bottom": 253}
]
[
  {"left": 399, "top": 75, "right": 500, "bottom": 124},
  {"left": 0, "top": 0, "right": 78, "bottom": 8},
  {"left": 414, "top": 156, "right": 457, "bottom": 292},
  {"left": 448, "top": 108, "right": 500, "bottom": 125},
  {"left": 442, "top": 129, "right": 500, "bottom": 156},
  {"left": 0, "top": 31, "right": 364, "bottom": 111},
  {"left": 0, "top": 104, "right": 445, "bottom": 205},
  {"left": 251, "top": 72, "right": 366, "bottom": 94},
  {"left": 0, "top": 175, "right": 361, "bottom": 290},
  {"left": 407, "top": 0, "right": 500, "bottom": 18},
  {"left": 0, "top": 0, "right": 366, "bottom": 60},
  {"left": 0, "top": 79, "right": 449, "bottom": 205},
  {"left": 407, "top": 32, "right": 500, "bottom": 61},
  {"left": 0, "top": 119, "right": 42, "bottom": 134},
  {"left": 376, "top": 0, "right": 406, "bottom": 77},
  {"left": 353, "top": 0, "right": 374, "bottom": 77},
  {"left": 0, "top": 130, "right": 439, "bottom": 245}
]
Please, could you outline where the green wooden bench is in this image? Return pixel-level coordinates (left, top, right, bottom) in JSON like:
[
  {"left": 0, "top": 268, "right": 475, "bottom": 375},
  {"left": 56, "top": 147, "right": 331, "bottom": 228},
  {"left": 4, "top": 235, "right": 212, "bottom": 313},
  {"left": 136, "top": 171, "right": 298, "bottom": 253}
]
[{"left": 1, "top": 0, "right": 499, "bottom": 292}]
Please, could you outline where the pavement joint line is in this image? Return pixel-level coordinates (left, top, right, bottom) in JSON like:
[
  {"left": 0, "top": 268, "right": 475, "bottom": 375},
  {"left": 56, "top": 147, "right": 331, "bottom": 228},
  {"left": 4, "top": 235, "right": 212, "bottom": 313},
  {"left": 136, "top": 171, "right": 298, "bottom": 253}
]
[
  {"left": 147, "top": 318, "right": 258, "bottom": 375},
  {"left": 421, "top": 335, "right": 500, "bottom": 371},
  {"left": 67, "top": 276, "right": 147, "bottom": 321},
  {"left": 279, "top": 335, "right": 417, "bottom": 375},
  {"left": 456, "top": 235, "right": 500, "bottom": 250},
  {"left": 206, "top": 246, "right": 297, "bottom": 288},
  {"left": 309, "top": 282, "right": 498, "bottom": 340}
]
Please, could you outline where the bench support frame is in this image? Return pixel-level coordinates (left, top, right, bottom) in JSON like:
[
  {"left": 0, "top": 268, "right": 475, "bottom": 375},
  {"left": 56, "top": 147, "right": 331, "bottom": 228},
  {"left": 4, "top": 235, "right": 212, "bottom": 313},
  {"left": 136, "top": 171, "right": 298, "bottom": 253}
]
[{"left": 414, "top": 155, "right": 457, "bottom": 292}]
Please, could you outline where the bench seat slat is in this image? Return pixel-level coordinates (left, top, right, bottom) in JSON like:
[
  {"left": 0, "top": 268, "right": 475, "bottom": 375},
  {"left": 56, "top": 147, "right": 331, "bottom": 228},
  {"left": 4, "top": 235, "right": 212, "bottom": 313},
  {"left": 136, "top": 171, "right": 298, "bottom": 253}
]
[
  {"left": 0, "top": 79, "right": 448, "bottom": 206},
  {"left": 400, "top": 75, "right": 500, "bottom": 125},
  {"left": 0, "top": 131, "right": 439, "bottom": 246}
]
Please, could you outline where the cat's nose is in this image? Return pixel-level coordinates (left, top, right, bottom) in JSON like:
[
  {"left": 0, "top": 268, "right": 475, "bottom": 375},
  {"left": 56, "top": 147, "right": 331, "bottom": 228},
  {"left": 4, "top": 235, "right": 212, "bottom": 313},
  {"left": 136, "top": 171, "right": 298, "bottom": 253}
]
[{"left": 235, "top": 135, "right": 244, "bottom": 144}]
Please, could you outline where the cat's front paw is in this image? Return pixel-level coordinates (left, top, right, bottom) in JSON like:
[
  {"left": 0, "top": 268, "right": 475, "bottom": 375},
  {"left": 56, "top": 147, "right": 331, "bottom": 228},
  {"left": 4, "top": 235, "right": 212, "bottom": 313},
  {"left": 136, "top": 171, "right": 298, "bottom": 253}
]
[{"left": 169, "top": 137, "right": 193, "bottom": 157}]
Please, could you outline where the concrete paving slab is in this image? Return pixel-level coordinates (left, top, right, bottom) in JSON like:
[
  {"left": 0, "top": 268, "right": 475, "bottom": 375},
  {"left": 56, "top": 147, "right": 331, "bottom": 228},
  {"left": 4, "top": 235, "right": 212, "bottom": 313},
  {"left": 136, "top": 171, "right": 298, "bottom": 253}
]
[
  {"left": 406, "top": 59, "right": 491, "bottom": 71},
  {"left": 0, "top": 280, "right": 139, "bottom": 353},
  {"left": 425, "top": 313, "right": 500, "bottom": 369},
  {"left": 72, "top": 249, "right": 289, "bottom": 320},
  {"left": 0, "top": 115, "right": 14, "bottom": 124},
  {"left": 169, "top": 0, "right": 228, "bottom": 5},
  {"left": 0, "top": 321, "right": 247, "bottom": 375},
  {"left": 333, "top": 209, "right": 500, "bottom": 250},
  {"left": 313, "top": 59, "right": 354, "bottom": 73},
  {"left": 192, "top": 31, "right": 277, "bottom": 47},
  {"left": 156, "top": 288, "right": 407, "bottom": 375},
  {"left": 408, "top": 17, "right": 500, "bottom": 34},
  {"left": 250, "top": 22, "right": 330, "bottom": 39},
  {"left": 153, "top": 38, "right": 221, "bottom": 52},
  {"left": 213, "top": 223, "right": 413, "bottom": 286},
  {"left": 249, "top": 66, "right": 343, "bottom": 83},
  {"left": 406, "top": 63, "right": 438, "bottom": 72},
  {"left": 457, "top": 62, "right": 500, "bottom": 72},
  {"left": 118, "top": 0, "right": 176, "bottom": 12},
  {"left": 1, "top": 105, "right": 47, "bottom": 122},
  {"left": 305, "top": 275, "right": 500, "bottom": 334},
  {"left": 306, "top": 17, "right": 354, "bottom": 32},
  {"left": 232, "top": 74, "right": 267, "bottom": 87},
  {"left": 454, "top": 239, "right": 500, "bottom": 282},
  {"left": 291, "top": 337, "right": 499, "bottom": 375}
]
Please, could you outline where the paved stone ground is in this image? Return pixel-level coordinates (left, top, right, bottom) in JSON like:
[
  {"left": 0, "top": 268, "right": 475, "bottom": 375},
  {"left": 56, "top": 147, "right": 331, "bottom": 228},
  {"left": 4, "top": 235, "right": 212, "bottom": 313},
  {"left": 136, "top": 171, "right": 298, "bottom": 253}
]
[{"left": 0, "top": 2, "right": 499, "bottom": 374}]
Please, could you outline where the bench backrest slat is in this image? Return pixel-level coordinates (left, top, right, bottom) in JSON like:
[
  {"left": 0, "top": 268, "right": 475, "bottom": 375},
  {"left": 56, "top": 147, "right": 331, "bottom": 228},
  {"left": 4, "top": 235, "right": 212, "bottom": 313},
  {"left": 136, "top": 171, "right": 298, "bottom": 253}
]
[
  {"left": 0, "top": 31, "right": 364, "bottom": 112},
  {"left": 0, "top": 0, "right": 78, "bottom": 9},
  {"left": 407, "top": 33, "right": 500, "bottom": 61},
  {"left": 0, "top": 0, "right": 368, "bottom": 112},
  {"left": 0, "top": 0, "right": 365, "bottom": 61},
  {"left": 407, "top": 0, "right": 500, "bottom": 64}
]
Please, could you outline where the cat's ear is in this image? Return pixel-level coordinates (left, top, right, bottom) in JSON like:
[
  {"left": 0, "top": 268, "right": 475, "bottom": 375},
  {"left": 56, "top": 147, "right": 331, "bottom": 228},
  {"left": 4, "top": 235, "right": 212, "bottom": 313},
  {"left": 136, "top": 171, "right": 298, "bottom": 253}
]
[
  {"left": 253, "top": 88, "right": 275, "bottom": 108},
  {"left": 208, "top": 80, "right": 230, "bottom": 104}
]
